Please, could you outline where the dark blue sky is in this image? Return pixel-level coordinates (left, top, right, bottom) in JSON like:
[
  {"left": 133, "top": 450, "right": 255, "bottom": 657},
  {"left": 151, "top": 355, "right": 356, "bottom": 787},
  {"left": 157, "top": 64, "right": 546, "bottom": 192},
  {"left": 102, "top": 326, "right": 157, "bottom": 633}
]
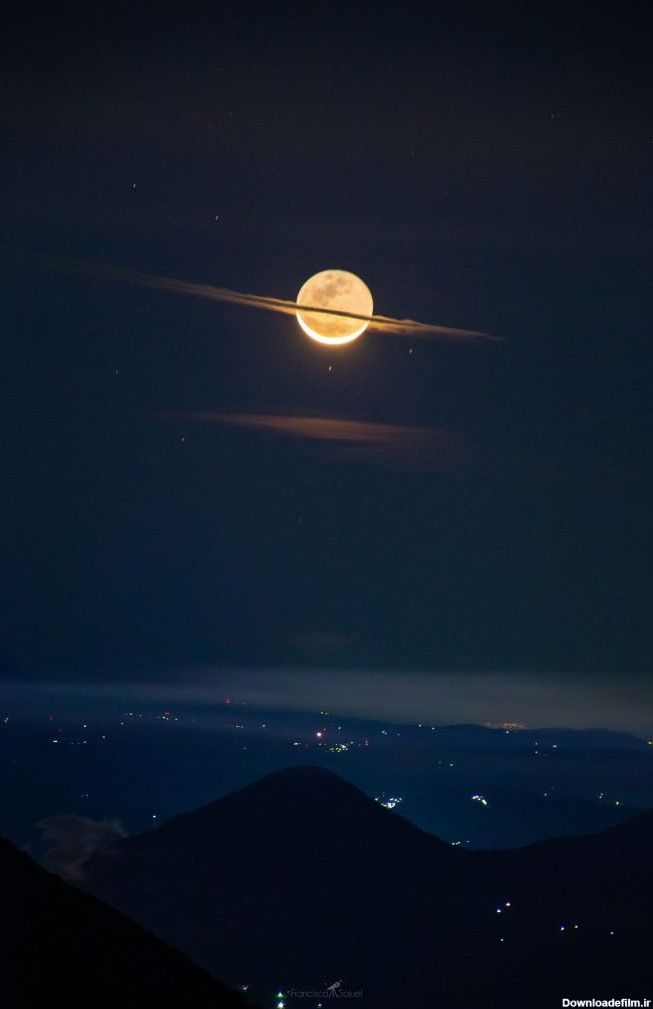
[{"left": 2, "top": 4, "right": 652, "bottom": 714}]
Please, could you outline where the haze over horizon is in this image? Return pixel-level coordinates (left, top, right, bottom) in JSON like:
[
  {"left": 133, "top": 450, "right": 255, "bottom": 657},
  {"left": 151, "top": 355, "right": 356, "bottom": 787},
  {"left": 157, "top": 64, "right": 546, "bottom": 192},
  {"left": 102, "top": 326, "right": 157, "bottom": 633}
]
[{"left": 2, "top": 666, "right": 652, "bottom": 735}]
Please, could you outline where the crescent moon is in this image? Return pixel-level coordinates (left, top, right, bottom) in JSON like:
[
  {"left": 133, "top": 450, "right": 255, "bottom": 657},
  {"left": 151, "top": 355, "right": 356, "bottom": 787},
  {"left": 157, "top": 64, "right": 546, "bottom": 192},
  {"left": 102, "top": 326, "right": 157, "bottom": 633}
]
[{"left": 295, "top": 270, "right": 373, "bottom": 346}]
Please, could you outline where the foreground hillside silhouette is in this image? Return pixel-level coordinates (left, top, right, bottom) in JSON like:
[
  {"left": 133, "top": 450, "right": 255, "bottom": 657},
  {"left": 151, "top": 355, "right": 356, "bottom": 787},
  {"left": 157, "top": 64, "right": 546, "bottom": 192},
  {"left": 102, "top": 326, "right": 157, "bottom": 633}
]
[
  {"left": 0, "top": 835, "right": 253, "bottom": 1008},
  {"left": 83, "top": 766, "right": 652, "bottom": 1008}
]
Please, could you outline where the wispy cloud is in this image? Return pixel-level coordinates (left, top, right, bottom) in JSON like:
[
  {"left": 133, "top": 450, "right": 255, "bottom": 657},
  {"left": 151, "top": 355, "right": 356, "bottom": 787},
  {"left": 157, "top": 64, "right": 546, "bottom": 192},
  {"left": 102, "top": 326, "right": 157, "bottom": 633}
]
[
  {"left": 37, "top": 814, "right": 128, "bottom": 881},
  {"left": 177, "top": 411, "right": 467, "bottom": 469},
  {"left": 55, "top": 260, "right": 497, "bottom": 341},
  {"left": 6, "top": 669, "right": 651, "bottom": 735},
  {"left": 199, "top": 412, "right": 442, "bottom": 444}
]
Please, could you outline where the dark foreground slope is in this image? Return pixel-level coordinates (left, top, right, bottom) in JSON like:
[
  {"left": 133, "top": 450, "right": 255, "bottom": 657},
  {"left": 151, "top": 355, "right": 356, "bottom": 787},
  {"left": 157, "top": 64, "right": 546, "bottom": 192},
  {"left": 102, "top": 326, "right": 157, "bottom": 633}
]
[
  {"left": 83, "top": 765, "right": 652, "bottom": 1009},
  {"left": 0, "top": 835, "right": 253, "bottom": 1009}
]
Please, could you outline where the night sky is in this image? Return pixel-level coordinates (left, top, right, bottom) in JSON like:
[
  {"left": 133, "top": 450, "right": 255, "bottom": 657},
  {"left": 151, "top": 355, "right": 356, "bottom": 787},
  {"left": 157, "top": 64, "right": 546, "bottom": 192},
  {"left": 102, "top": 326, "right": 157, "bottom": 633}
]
[{"left": 2, "top": 4, "right": 652, "bottom": 734}]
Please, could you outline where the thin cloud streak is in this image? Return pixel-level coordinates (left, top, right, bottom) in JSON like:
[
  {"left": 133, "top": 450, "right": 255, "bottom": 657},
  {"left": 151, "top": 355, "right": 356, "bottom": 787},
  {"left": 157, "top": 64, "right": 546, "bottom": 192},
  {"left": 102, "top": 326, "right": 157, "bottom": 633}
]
[
  {"left": 193, "top": 412, "right": 447, "bottom": 445},
  {"left": 2, "top": 670, "right": 650, "bottom": 735},
  {"left": 175, "top": 411, "right": 468, "bottom": 469},
  {"left": 56, "top": 260, "right": 497, "bottom": 341}
]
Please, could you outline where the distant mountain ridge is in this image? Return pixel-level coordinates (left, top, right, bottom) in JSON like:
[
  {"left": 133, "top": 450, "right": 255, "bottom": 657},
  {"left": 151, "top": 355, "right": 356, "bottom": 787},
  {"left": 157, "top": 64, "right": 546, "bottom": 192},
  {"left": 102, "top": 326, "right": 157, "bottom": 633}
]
[{"left": 82, "top": 765, "right": 653, "bottom": 1009}]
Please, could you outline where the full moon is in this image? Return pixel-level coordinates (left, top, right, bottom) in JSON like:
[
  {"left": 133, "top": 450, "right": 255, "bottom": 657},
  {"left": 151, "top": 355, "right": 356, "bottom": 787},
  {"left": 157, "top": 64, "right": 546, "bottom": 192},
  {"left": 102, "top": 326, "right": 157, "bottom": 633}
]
[{"left": 296, "top": 270, "right": 373, "bottom": 346}]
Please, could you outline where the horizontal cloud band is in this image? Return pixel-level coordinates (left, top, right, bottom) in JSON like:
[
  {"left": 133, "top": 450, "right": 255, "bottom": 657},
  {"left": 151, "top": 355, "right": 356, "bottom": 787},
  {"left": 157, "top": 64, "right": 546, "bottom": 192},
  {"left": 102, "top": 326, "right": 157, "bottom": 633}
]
[{"left": 56, "top": 260, "right": 498, "bottom": 341}]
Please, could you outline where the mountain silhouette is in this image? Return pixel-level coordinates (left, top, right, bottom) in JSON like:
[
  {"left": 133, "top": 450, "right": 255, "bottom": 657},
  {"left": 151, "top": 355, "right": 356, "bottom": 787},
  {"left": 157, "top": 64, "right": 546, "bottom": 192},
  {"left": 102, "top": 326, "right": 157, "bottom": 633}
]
[
  {"left": 0, "top": 834, "right": 254, "bottom": 1008},
  {"left": 82, "top": 765, "right": 652, "bottom": 1008}
]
